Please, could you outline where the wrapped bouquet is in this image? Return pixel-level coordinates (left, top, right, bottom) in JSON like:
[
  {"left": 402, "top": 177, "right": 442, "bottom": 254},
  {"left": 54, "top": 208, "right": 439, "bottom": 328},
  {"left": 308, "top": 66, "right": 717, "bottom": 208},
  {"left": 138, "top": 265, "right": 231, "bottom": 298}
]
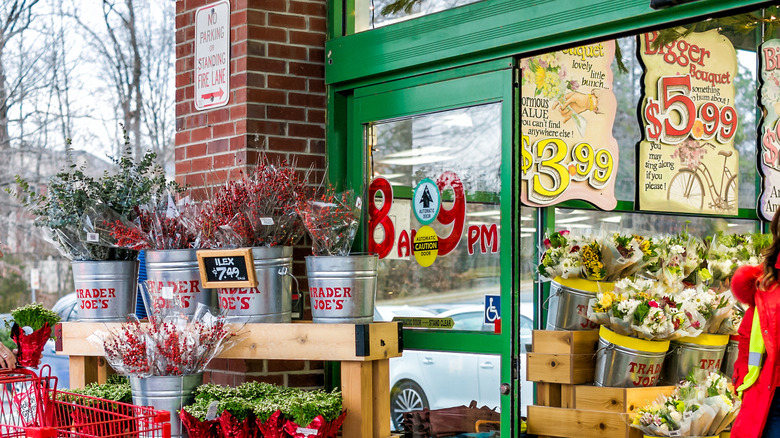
[
  {"left": 630, "top": 371, "right": 739, "bottom": 437},
  {"left": 587, "top": 279, "right": 729, "bottom": 341},
  {"left": 297, "top": 186, "right": 361, "bottom": 256},
  {"left": 199, "top": 158, "right": 310, "bottom": 249}
]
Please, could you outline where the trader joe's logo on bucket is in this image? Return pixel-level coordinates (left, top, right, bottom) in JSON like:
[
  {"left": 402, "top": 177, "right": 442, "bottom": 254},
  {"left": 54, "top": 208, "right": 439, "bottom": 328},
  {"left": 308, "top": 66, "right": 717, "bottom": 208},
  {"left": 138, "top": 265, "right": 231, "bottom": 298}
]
[
  {"left": 310, "top": 286, "right": 353, "bottom": 311},
  {"left": 76, "top": 288, "right": 116, "bottom": 309},
  {"left": 147, "top": 280, "right": 203, "bottom": 309},
  {"left": 628, "top": 361, "right": 662, "bottom": 387}
]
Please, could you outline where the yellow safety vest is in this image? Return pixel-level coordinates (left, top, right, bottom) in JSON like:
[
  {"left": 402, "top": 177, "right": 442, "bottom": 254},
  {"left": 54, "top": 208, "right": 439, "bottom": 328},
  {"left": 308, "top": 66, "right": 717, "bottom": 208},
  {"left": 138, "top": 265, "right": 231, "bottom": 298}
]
[{"left": 737, "top": 306, "right": 766, "bottom": 396}]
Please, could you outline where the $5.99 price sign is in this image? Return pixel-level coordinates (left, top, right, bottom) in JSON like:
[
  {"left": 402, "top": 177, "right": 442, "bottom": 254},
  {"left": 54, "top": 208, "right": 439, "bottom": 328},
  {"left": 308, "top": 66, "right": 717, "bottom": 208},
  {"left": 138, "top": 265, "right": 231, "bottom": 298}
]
[
  {"left": 521, "top": 134, "right": 615, "bottom": 205},
  {"left": 638, "top": 29, "right": 739, "bottom": 215},
  {"left": 643, "top": 75, "right": 737, "bottom": 145}
]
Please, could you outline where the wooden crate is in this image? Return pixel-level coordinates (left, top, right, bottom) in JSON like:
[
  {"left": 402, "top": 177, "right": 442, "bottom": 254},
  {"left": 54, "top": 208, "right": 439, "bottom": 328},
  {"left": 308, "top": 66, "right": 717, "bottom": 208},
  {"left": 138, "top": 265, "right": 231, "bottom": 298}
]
[
  {"left": 532, "top": 329, "right": 599, "bottom": 354},
  {"left": 574, "top": 385, "right": 674, "bottom": 413},
  {"left": 527, "top": 385, "right": 676, "bottom": 438},
  {"left": 526, "top": 353, "right": 595, "bottom": 384}
]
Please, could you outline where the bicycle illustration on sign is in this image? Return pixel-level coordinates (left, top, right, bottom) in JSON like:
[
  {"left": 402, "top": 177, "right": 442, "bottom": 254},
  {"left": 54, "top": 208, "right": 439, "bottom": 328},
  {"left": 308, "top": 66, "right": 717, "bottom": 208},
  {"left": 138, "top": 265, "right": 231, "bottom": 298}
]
[{"left": 666, "top": 140, "right": 737, "bottom": 212}]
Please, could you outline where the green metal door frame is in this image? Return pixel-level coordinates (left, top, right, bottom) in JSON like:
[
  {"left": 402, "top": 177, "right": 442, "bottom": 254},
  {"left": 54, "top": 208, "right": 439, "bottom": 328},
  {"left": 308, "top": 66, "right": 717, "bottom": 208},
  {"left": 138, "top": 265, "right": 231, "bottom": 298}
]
[{"left": 340, "top": 60, "right": 517, "bottom": 434}]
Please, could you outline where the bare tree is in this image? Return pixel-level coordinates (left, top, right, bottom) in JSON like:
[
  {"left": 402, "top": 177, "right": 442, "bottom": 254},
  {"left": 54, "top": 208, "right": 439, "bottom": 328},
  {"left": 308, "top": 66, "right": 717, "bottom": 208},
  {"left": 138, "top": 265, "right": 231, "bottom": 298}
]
[
  {"left": 74, "top": 0, "right": 175, "bottom": 167},
  {"left": 0, "top": 0, "right": 41, "bottom": 154}
]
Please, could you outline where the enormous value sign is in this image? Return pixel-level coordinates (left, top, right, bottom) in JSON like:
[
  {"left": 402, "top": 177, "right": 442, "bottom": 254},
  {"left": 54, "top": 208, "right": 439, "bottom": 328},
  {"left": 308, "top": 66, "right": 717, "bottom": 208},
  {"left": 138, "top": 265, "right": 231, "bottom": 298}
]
[
  {"left": 759, "top": 39, "right": 780, "bottom": 220},
  {"left": 638, "top": 30, "right": 739, "bottom": 215},
  {"left": 520, "top": 41, "right": 619, "bottom": 210},
  {"left": 195, "top": 1, "right": 230, "bottom": 110}
]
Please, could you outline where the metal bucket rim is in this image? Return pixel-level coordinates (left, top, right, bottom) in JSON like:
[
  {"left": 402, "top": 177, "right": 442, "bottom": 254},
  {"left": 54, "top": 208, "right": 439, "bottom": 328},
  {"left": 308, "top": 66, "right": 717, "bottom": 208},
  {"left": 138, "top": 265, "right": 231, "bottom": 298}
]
[{"left": 598, "top": 338, "right": 668, "bottom": 359}]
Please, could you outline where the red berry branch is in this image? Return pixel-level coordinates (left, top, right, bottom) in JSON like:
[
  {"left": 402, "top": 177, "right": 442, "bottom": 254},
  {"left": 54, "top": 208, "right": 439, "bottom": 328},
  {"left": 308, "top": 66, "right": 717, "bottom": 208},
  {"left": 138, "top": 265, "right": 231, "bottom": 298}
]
[
  {"left": 297, "top": 187, "right": 360, "bottom": 256},
  {"left": 199, "top": 158, "right": 309, "bottom": 248}
]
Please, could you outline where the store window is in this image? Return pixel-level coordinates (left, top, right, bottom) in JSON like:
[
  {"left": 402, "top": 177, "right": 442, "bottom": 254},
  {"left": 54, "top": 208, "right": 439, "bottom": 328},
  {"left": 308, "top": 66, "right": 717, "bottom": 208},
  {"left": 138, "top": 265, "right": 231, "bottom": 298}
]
[
  {"left": 369, "top": 103, "right": 502, "bottom": 331},
  {"left": 355, "top": 0, "right": 483, "bottom": 32}
]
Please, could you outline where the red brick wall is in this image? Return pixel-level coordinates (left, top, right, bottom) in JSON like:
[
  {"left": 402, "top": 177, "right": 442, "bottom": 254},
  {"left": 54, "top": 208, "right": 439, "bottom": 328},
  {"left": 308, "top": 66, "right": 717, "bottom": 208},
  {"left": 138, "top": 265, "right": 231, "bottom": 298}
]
[{"left": 175, "top": 0, "right": 327, "bottom": 386}]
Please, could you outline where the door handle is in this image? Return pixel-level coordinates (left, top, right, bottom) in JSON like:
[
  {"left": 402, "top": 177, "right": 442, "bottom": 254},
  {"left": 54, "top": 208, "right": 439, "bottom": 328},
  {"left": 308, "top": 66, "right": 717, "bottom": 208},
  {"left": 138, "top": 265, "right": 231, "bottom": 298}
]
[
  {"left": 423, "top": 357, "right": 434, "bottom": 365},
  {"left": 480, "top": 361, "right": 494, "bottom": 369}
]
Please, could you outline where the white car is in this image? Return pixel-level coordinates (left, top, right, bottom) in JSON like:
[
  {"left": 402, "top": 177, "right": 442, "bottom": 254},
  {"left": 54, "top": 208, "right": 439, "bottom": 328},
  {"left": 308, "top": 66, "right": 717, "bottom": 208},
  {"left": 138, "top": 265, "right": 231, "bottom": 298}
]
[{"left": 381, "top": 304, "right": 533, "bottom": 431}]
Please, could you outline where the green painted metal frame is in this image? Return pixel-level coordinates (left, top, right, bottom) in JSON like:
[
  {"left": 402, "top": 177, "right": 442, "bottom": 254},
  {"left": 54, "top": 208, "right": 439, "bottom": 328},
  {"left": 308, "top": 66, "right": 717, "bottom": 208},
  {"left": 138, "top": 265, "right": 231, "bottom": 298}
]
[{"left": 326, "top": 0, "right": 773, "bottom": 87}]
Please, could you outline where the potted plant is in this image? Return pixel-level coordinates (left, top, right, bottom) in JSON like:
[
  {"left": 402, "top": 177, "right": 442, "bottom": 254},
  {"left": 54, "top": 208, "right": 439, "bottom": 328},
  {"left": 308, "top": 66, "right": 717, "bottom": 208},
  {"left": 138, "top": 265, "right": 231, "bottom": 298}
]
[
  {"left": 198, "top": 158, "right": 310, "bottom": 323},
  {"left": 11, "top": 139, "right": 173, "bottom": 322},
  {"left": 180, "top": 381, "right": 346, "bottom": 438},
  {"left": 7, "top": 303, "right": 61, "bottom": 368},
  {"left": 297, "top": 186, "right": 376, "bottom": 324},
  {"left": 92, "top": 297, "right": 235, "bottom": 438}
]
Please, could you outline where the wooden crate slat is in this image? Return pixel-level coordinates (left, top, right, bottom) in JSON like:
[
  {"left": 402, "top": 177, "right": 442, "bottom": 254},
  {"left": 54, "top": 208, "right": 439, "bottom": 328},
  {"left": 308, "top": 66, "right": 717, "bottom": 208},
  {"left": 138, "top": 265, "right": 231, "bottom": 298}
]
[
  {"left": 527, "top": 353, "right": 595, "bottom": 384},
  {"left": 532, "top": 329, "right": 599, "bottom": 354},
  {"left": 527, "top": 406, "right": 629, "bottom": 438}
]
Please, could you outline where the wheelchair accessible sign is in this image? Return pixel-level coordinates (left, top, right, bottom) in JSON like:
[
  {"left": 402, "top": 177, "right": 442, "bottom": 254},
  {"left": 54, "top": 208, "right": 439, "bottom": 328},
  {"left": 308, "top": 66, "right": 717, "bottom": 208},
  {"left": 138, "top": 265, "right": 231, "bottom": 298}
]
[{"left": 484, "top": 295, "right": 500, "bottom": 325}]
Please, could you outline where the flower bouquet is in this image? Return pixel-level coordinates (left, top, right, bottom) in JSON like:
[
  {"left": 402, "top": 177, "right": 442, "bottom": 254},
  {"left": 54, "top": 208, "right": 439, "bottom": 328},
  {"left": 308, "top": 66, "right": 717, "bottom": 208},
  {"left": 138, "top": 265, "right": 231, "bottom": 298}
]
[
  {"left": 7, "top": 303, "right": 61, "bottom": 368},
  {"left": 90, "top": 294, "right": 235, "bottom": 378},
  {"left": 629, "top": 371, "right": 739, "bottom": 437},
  {"left": 105, "top": 189, "right": 202, "bottom": 251},
  {"left": 586, "top": 279, "right": 721, "bottom": 341},
  {"left": 538, "top": 230, "right": 584, "bottom": 280},
  {"left": 297, "top": 186, "right": 361, "bottom": 257},
  {"left": 639, "top": 232, "right": 704, "bottom": 287},
  {"left": 199, "top": 158, "right": 309, "bottom": 249}
]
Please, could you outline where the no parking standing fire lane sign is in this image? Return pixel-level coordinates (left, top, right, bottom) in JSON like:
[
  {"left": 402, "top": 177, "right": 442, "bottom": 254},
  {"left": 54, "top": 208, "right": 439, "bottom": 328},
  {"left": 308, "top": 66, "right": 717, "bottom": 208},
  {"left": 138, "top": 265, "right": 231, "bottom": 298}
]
[{"left": 195, "top": 0, "right": 230, "bottom": 110}]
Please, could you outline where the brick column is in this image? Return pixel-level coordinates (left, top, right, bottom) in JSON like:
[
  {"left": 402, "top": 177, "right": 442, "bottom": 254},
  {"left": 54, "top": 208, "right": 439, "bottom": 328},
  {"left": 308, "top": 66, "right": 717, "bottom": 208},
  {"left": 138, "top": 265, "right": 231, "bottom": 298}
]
[{"left": 175, "top": 0, "right": 327, "bottom": 387}]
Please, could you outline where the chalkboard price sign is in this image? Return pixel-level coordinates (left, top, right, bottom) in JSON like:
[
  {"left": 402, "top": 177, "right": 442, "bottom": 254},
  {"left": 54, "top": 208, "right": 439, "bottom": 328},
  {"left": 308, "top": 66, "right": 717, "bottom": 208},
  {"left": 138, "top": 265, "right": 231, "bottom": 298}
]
[{"left": 196, "top": 249, "right": 258, "bottom": 288}]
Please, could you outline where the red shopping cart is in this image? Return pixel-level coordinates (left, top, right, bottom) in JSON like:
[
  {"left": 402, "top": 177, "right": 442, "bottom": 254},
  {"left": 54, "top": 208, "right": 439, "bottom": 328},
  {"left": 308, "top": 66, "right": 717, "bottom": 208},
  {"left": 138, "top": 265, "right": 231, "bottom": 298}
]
[{"left": 0, "top": 367, "right": 171, "bottom": 438}]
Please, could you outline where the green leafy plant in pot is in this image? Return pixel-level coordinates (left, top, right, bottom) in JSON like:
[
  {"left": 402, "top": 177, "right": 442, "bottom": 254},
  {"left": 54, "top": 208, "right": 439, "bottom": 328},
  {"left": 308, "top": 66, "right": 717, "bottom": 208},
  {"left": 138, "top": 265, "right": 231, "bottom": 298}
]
[
  {"left": 7, "top": 303, "right": 60, "bottom": 368},
  {"left": 10, "top": 137, "right": 176, "bottom": 321}
]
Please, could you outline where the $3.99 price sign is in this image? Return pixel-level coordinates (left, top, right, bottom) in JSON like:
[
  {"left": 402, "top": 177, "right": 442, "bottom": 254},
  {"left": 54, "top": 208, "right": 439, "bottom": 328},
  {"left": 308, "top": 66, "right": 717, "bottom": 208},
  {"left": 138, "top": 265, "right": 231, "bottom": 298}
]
[
  {"left": 521, "top": 134, "right": 614, "bottom": 205},
  {"left": 644, "top": 75, "right": 737, "bottom": 145}
]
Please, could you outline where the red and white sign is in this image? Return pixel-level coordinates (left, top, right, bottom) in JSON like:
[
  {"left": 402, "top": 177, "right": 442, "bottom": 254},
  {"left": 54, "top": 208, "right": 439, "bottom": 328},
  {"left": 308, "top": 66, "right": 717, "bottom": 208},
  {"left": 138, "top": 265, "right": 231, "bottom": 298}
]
[{"left": 195, "top": 1, "right": 230, "bottom": 110}]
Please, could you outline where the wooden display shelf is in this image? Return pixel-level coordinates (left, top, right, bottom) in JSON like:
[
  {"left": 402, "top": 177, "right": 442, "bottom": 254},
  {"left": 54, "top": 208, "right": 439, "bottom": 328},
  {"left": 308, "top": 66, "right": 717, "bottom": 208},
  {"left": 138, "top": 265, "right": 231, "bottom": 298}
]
[{"left": 56, "top": 321, "right": 403, "bottom": 438}]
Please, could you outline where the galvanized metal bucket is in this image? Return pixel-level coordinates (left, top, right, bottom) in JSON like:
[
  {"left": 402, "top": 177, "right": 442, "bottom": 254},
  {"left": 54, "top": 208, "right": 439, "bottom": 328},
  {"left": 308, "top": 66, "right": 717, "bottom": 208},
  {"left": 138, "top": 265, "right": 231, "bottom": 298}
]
[
  {"left": 145, "top": 249, "right": 216, "bottom": 315},
  {"left": 546, "top": 277, "right": 611, "bottom": 331},
  {"left": 720, "top": 336, "right": 739, "bottom": 378},
  {"left": 659, "top": 334, "right": 728, "bottom": 385},
  {"left": 72, "top": 260, "right": 139, "bottom": 322},
  {"left": 217, "top": 246, "right": 293, "bottom": 323},
  {"left": 594, "top": 326, "right": 669, "bottom": 387},
  {"left": 306, "top": 254, "right": 378, "bottom": 324},
  {"left": 130, "top": 373, "right": 203, "bottom": 438}
]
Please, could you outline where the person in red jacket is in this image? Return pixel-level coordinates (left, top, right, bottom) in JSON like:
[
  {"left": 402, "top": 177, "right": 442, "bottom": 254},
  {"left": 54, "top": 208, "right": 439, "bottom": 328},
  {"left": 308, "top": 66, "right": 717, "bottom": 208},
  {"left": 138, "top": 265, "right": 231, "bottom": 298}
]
[{"left": 732, "top": 212, "right": 780, "bottom": 438}]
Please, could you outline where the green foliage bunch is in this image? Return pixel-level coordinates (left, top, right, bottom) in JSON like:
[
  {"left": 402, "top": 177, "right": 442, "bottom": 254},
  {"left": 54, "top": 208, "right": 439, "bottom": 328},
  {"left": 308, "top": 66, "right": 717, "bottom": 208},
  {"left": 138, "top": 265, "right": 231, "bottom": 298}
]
[
  {"left": 8, "top": 303, "right": 60, "bottom": 339},
  {"left": 10, "top": 135, "right": 177, "bottom": 261},
  {"left": 65, "top": 375, "right": 132, "bottom": 404},
  {"left": 184, "top": 381, "right": 343, "bottom": 426}
]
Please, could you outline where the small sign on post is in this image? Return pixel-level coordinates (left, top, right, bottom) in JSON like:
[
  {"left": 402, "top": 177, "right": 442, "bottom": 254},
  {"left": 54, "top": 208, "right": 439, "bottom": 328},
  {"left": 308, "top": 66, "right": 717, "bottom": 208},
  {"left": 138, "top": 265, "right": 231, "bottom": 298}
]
[
  {"left": 194, "top": 0, "right": 231, "bottom": 110},
  {"left": 197, "top": 249, "right": 257, "bottom": 288}
]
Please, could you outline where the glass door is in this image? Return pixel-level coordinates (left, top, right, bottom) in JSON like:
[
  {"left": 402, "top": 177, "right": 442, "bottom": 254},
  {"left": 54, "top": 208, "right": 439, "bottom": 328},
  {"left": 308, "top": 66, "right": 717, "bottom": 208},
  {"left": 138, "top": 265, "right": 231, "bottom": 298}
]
[{"left": 348, "top": 62, "right": 516, "bottom": 434}]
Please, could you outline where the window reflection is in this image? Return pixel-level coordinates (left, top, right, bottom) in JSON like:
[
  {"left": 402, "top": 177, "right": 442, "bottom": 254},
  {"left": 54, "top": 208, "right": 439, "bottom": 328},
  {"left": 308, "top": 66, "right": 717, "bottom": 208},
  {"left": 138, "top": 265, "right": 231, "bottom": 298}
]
[
  {"left": 369, "top": 103, "right": 502, "bottom": 331},
  {"left": 389, "top": 351, "right": 501, "bottom": 432},
  {"left": 357, "top": 0, "right": 484, "bottom": 32}
]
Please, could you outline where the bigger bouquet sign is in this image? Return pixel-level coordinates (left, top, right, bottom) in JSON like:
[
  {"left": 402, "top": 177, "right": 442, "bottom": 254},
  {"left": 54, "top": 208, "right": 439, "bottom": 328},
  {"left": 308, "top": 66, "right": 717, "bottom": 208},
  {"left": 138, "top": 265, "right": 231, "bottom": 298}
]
[
  {"left": 638, "top": 30, "right": 739, "bottom": 215},
  {"left": 520, "top": 41, "right": 619, "bottom": 210},
  {"left": 758, "top": 39, "right": 780, "bottom": 221}
]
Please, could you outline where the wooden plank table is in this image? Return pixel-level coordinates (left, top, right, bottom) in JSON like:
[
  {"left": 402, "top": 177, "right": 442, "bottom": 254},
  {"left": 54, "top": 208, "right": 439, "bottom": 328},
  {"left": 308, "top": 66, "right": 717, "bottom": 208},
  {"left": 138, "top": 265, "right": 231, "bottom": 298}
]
[{"left": 56, "top": 321, "right": 403, "bottom": 438}]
